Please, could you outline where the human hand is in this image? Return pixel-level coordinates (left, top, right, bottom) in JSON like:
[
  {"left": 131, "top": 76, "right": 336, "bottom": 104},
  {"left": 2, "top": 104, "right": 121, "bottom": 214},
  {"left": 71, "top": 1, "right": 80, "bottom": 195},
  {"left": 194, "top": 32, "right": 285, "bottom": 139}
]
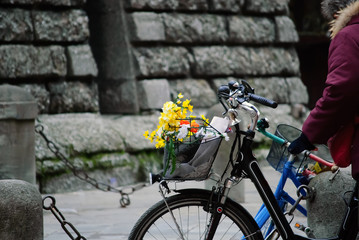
[{"left": 288, "top": 133, "right": 316, "bottom": 154}]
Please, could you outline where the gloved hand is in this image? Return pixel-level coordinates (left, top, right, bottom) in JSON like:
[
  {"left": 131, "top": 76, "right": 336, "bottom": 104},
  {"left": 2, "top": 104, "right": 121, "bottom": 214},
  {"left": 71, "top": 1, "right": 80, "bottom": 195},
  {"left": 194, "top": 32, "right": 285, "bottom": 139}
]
[{"left": 288, "top": 133, "right": 316, "bottom": 154}]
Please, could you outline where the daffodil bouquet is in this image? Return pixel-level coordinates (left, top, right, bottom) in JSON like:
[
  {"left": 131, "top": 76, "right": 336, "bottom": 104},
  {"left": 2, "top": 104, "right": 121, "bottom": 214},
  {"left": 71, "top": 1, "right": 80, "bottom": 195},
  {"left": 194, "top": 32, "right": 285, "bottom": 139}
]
[{"left": 144, "top": 93, "right": 209, "bottom": 174}]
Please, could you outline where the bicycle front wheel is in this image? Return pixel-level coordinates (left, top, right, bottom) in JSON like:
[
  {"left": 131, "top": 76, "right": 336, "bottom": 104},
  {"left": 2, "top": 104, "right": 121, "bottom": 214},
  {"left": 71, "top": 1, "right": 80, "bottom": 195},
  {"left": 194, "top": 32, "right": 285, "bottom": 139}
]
[{"left": 129, "top": 189, "right": 263, "bottom": 240}]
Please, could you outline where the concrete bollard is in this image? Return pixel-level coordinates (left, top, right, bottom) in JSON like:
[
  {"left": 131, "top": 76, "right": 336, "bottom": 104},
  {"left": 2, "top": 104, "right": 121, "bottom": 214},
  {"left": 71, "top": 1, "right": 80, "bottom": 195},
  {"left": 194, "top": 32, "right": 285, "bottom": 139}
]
[
  {"left": 307, "top": 170, "right": 356, "bottom": 238},
  {"left": 0, "top": 84, "right": 37, "bottom": 184},
  {"left": 0, "top": 180, "right": 43, "bottom": 240}
]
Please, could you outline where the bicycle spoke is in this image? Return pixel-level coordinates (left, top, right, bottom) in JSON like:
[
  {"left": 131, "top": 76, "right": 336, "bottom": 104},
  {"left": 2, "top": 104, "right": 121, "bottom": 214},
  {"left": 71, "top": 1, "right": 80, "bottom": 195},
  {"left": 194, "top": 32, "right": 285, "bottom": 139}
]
[{"left": 129, "top": 191, "right": 263, "bottom": 240}]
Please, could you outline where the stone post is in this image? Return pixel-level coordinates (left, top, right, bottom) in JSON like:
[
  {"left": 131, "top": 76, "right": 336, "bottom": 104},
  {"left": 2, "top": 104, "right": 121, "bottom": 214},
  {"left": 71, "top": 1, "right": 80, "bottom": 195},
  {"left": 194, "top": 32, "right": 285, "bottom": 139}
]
[
  {"left": 307, "top": 170, "right": 356, "bottom": 238},
  {"left": 0, "top": 180, "right": 43, "bottom": 240},
  {"left": 0, "top": 84, "right": 37, "bottom": 184},
  {"left": 86, "top": 0, "right": 139, "bottom": 114}
]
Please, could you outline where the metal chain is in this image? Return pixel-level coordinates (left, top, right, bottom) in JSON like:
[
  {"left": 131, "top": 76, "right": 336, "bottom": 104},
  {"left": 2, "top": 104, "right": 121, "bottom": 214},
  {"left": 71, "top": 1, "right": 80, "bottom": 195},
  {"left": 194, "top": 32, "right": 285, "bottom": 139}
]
[
  {"left": 35, "top": 123, "right": 149, "bottom": 207},
  {"left": 43, "top": 196, "right": 87, "bottom": 240}
]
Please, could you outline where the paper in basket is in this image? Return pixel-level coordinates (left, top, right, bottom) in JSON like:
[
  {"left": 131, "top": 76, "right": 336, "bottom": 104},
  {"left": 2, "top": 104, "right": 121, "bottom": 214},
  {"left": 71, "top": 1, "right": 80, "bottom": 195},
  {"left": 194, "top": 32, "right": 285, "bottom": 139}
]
[{"left": 163, "top": 117, "right": 230, "bottom": 180}]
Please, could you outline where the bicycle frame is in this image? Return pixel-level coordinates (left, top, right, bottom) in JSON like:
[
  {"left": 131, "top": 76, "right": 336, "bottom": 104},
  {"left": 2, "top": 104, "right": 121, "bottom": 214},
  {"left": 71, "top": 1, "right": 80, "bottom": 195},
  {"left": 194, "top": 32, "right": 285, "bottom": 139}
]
[
  {"left": 254, "top": 123, "right": 309, "bottom": 237},
  {"left": 140, "top": 80, "right": 357, "bottom": 240},
  {"left": 228, "top": 120, "right": 356, "bottom": 240},
  {"left": 254, "top": 157, "right": 307, "bottom": 237},
  {"left": 216, "top": 91, "right": 357, "bottom": 239}
]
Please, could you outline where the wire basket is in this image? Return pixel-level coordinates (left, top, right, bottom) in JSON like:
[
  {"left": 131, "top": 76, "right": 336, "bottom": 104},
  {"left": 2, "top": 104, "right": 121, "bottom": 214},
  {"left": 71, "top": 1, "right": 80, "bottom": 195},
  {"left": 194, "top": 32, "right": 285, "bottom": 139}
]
[
  {"left": 266, "top": 124, "right": 333, "bottom": 173},
  {"left": 162, "top": 118, "right": 226, "bottom": 181}
]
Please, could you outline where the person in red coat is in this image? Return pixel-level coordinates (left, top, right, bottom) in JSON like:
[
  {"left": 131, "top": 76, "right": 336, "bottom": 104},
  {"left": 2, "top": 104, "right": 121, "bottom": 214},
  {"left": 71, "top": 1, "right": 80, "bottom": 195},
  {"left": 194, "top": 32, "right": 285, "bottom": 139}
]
[{"left": 289, "top": 0, "right": 359, "bottom": 179}]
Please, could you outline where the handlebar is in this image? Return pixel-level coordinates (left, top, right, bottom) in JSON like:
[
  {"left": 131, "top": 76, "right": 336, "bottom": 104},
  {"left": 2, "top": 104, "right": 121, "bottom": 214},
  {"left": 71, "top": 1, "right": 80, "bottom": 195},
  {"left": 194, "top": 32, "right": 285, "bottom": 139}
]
[
  {"left": 218, "top": 79, "right": 278, "bottom": 110},
  {"left": 257, "top": 121, "right": 338, "bottom": 172},
  {"left": 218, "top": 79, "right": 278, "bottom": 132},
  {"left": 248, "top": 93, "right": 278, "bottom": 109},
  {"left": 218, "top": 80, "right": 338, "bottom": 173}
]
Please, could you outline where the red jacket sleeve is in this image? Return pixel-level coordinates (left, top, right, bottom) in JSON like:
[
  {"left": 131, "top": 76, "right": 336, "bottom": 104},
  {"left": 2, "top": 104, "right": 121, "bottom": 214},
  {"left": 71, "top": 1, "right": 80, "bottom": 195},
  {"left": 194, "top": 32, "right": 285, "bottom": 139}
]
[{"left": 302, "top": 30, "right": 359, "bottom": 144}]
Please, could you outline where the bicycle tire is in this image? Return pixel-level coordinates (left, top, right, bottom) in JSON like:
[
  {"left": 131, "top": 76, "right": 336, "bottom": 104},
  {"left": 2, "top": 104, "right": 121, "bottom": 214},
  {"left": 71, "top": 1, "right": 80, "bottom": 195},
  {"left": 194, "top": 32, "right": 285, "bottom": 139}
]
[{"left": 129, "top": 188, "right": 264, "bottom": 240}]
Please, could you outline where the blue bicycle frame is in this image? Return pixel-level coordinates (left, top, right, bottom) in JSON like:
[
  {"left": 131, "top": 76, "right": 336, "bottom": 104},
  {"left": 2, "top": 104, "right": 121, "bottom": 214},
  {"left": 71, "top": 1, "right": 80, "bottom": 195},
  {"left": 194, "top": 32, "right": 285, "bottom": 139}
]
[{"left": 255, "top": 124, "right": 308, "bottom": 237}]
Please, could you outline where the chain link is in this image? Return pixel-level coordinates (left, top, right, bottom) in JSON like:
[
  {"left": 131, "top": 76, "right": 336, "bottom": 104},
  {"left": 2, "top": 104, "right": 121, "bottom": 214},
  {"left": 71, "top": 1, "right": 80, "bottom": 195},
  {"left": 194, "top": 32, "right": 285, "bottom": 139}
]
[
  {"left": 43, "top": 196, "right": 87, "bottom": 240},
  {"left": 35, "top": 123, "right": 149, "bottom": 207}
]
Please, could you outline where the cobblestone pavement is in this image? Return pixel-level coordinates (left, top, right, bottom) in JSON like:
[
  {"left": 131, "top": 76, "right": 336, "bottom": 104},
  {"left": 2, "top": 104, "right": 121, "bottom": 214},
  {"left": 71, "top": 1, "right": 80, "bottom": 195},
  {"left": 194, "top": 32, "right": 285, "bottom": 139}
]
[{"left": 43, "top": 165, "right": 307, "bottom": 240}]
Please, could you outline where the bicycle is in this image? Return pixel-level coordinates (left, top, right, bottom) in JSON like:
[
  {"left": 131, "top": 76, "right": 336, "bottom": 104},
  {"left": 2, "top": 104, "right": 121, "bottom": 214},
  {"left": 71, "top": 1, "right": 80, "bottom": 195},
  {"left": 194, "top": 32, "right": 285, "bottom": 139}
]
[
  {"left": 255, "top": 119, "right": 337, "bottom": 238},
  {"left": 129, "top": 80, "right": 357, "bottom": 240}
]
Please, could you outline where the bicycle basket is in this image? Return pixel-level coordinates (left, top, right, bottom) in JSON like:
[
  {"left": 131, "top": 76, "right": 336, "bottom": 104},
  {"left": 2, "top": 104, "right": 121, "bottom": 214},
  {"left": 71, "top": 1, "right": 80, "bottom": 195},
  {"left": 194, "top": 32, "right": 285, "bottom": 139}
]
[
  {"left": 266, "top": 124, "right": 333, "bottom": 173},
  {"left": 162, "top": 117, "right": 227, "bottom": 181}
]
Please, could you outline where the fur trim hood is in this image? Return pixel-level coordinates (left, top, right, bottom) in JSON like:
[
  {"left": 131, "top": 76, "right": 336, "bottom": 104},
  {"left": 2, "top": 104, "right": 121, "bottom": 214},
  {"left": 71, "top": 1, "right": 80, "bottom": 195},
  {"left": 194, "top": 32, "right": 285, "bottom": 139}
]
[{"left": 330, "top": 1, "right": 359, "bottom": 38}]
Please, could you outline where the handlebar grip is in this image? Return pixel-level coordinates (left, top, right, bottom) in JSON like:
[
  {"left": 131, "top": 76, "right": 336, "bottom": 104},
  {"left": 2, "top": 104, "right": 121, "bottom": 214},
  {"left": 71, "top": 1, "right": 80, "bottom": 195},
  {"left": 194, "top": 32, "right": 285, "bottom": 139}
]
[
  {"left": 248, "top": 93, "right": 278, "bottom": 108},
  {"left": 306, "top": 152, "right": 338, "bottom": 173}
]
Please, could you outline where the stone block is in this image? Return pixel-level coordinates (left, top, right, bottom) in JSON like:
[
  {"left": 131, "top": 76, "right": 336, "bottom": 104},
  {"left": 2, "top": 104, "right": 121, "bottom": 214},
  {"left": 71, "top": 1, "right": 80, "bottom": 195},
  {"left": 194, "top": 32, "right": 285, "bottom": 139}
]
[
  {"left": 0, "top": 180, "right": 43, "bottom": 240},
  {"left": 138, "top": 79, "right": 170, "bottom": 110},
  {"left": 125, "top": 0, "right": 178, "bottom": 10},
  {"left": 193, "top": 46, "right": 300, "bottom": 76},
  {"left": 20, "top": 84, "right": 50, "bottom": 114},
  {"left": 37, "top": 0, "right": 86, "bottom": 6},
  {"left": 163, "top": 14, "right": 227, "bottom": 43},
  {"left": 209, "top": 0, "right": 243, "bottom": 12},
  {"left": 0, "top": 8, "right": 33, "bottom": 42},
  {"left": 245, "top": 0, "right": 289, "bottom": 14},
  {"left": 0, "top": 0, "right": 33, "bottom": 4},
  {"left": 0, "top": 45, "right": 67, "bottom": 78},
  {"left": 246, "top": 77, "right": 290, "bottom": 104},
  {"left": 275, "top": 16, "right": 299, "bottom": 43},
  {"left": 39, "top": 152, "right": 132, "bottom": 175},
  {"left": 168, "top": 79, "right": 217, "bottom": 108},
  {"left": 285, "top": 77, "right": 309, "bottom": 104},
  {"left": 126, "top": 0, "right": 209, "bottom": 10},
  {"left": 193, "top": 46, "right": 244, "bottom": 76},
  {"left": 307, "top": 170, "right": 356, "bottom": 238},
  {"left": 229, "top": 16, "right": 275, "bottom": 43},
  {"left": 35, "top": 113, "right": 159, "bottom": 160},
  {"left": 125, "top": 0, "right": 209, "bottom": 11},
  {"left": 40, "top": 165, "right": 138, "bottom": 193},
  {"left": 1, "top": 0, "right": 85, "bottom": 5},
  {"left": 66, "top": 45, "right": 98, "bottom": 77},
  {"left": 177, "top": 0, "right": 208, "bottom": 10},
  {"left": 248, "top": 47, "right": 300, "bottom": 75},
  {"left": 48, "top": 81, "right": 99, "bottom": 113},
  {"left": 33, "top": 9, "right": 89, "bottom": 42},
  {"left": 98, "top": 80, "right": 139, "bottom": 114},
  {"left": 0, "top": 85, "right": 37, "bottom": 184},
  {"left": 133, "top": 47, "right": 192, "bottom": 77},
  {"left": 129, "top": 12, "right": 165, "bottom": 41}
]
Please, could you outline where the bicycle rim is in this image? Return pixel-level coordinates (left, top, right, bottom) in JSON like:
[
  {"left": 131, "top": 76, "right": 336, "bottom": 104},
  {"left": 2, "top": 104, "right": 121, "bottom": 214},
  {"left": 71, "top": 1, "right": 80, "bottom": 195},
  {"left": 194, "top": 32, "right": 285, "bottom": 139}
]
[{"left": 129, "top": 191, "right": 263, "bottom": 240}]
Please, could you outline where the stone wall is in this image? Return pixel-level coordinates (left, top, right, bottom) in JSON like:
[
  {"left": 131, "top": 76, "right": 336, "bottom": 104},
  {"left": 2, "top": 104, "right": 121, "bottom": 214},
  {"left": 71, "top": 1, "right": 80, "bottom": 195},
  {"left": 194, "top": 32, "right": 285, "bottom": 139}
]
[
  {"left": 123, "top": 0, "right": 308, "bottom": 112},
  {"left": 0, "top": 0, "right": 310, "bottom": 192},
  {"left": 0, "top": 0, "right": 98, "bottom": 114}
]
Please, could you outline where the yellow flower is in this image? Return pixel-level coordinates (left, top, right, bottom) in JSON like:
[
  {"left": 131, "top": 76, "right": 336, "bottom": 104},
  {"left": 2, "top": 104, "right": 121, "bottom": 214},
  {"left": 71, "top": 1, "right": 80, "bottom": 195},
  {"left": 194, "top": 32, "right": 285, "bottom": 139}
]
[
  {"left": 143, "top": 130, "right": 149, "bottom": 139},
  {"left": 149, "top": 131, "right": 156, "bottom": 143},
  {"left": 144, "top": 93, "right": 198, "bottom": 150},
  {"left": 163, "top": 101, "right": 176, "bottom": 113},
  {"left": 182, "top": 99, "right": 191, "bottom": 108},
  {"left": 187, "top": 104, "right": 193, "bottom": 112},
  {"left": 201, "top": 114, "right": 209, "bottom": 126},
  {"left": 155, "top": 138, "right": 166, "bottom": 148}
]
